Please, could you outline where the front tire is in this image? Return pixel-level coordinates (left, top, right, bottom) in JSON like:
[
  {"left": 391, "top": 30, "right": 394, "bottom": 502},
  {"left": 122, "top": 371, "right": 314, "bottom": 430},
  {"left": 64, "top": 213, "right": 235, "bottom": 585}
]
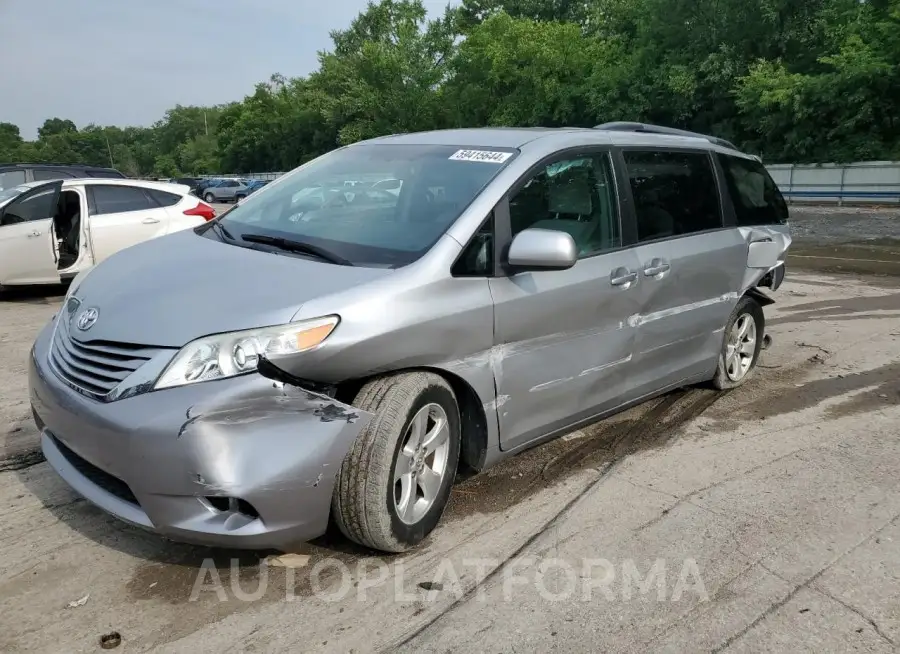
[
  {"left": 332, "top": 372, "right": 460, "bottom": 553},
  {"left": 204, "top": 193, "right": 215, "bottom": 203},
  {"left": 712, "top": 295, "right": 765, "bottom": 390}
]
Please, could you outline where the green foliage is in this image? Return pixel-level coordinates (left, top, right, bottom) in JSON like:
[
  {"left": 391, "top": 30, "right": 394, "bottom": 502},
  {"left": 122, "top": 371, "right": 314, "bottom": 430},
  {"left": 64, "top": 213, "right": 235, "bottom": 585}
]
[{"left": 2, "top": 0, "right": 897, "bottom": 172}]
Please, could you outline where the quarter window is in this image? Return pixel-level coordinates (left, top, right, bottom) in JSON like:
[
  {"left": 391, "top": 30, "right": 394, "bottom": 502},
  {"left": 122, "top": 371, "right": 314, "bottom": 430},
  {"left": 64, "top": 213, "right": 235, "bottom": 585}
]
[
  {"left": 146, "top": 188, "right": 182, "bottom": 207},
  {"left": 717, "top": 154, "right": 788, "bottom": 226},
  {"left": 508, "top": 153, "right": 621, "bottom": 257},
  {"left": 91, "top": 185, "right": 154, "bottom": 215},
  {"left": 624, "top": 150, "right": 723, "bottom": 242},
  {"left": 452, "top": 214, "right": 494, "bottom": 277}
]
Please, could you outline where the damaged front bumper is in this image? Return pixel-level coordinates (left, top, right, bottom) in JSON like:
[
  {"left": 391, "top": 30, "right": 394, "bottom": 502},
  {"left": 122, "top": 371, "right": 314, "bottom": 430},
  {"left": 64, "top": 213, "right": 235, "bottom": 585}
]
[{"left": 29, "top": 321, "right": 372, "bottom": 550}]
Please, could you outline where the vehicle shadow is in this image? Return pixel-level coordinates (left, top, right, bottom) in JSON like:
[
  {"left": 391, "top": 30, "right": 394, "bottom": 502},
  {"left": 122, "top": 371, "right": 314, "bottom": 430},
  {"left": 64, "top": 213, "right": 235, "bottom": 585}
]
[{"left": 0, "top": 283, "right": 68, "bottom": 304}]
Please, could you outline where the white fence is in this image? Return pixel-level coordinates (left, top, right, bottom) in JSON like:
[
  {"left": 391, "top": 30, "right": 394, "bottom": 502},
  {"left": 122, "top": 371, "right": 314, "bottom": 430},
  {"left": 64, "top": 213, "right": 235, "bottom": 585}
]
[{"left": 208, "top": 160, "right": 900, "bottom": 205}]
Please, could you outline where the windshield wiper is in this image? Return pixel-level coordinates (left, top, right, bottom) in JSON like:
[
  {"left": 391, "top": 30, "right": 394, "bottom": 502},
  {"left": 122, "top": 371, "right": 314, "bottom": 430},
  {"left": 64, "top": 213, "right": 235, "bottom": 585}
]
[
  {"left": 209, "top": 219, "right": 235, "bottom": 241},
  {"left": 240, "top": 234, "right": 353, "bottom": 266}
]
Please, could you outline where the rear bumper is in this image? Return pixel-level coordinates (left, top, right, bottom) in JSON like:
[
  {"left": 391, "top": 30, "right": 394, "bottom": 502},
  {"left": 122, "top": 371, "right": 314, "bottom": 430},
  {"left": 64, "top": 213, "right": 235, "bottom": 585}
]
[{"left": 29, "top": 320, "right": 372, "bottom": 550}]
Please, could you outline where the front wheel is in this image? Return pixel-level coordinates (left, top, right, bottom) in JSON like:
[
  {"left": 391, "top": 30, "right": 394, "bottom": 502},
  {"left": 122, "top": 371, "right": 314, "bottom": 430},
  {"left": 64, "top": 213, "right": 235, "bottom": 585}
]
[
  {"left": 204, "top": 193, "right": 215, "bottom": 203},
  {"left": 332, "top": 372, "right": 460, "bottom": 553},
  {"left": 712, "top": 296, "right": 765, "bottom": 390}
]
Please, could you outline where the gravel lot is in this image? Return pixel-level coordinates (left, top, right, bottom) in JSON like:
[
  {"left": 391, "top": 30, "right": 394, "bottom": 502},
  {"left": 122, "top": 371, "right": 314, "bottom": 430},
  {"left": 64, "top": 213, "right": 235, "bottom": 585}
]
[{"left": 0, "top": 208, "right": 898, "bottom": 653}]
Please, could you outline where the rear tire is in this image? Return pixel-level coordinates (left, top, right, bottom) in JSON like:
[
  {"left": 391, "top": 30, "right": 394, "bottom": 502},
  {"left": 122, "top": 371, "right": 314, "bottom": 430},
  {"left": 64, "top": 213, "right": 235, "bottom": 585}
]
[
  {"left": 332, "top": 372, "right": 460, "bottom": 553},
  {"left": 712, "top": 296, "right": 765, "bottom": 390}
]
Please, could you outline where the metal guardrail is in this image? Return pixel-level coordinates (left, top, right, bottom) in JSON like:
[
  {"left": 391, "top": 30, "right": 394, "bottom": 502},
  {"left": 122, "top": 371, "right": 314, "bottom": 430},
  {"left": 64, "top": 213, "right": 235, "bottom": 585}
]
[
  {"left": 766, "top": 161, "right": 900, "bottom": 205},
  {"left": 206, "top": 160, "right": 900, "bottom": 206}
]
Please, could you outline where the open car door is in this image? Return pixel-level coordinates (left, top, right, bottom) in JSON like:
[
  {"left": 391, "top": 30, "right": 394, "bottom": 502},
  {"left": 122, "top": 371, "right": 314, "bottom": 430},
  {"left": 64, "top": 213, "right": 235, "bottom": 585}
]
[{"left": 0, "top": 181, "right": 62, "bottom": 285}]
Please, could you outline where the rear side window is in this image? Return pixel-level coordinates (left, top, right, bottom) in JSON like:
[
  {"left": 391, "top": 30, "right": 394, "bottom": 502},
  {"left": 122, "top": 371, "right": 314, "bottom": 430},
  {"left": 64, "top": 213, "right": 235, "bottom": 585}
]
[
  {"left": 91, "top": 185, "right": 154, "bottom": 215},
  {"left": 86, "top": 169, "right": 126, "bottom": 179},
  {"left": 146, "top": 188, "right": 182, "bottom": 207},
  {"left": 0, "top": 170, "right": 26, "bottom": 190},
  {"left": 624, "top": 150, "right": 723, "bottom": 242},
  {"left": 717, "top": 154, "right": 788, "bottom": 226},
  {"left": 33, "top": 169, "right": 76, "bottom": 181}
]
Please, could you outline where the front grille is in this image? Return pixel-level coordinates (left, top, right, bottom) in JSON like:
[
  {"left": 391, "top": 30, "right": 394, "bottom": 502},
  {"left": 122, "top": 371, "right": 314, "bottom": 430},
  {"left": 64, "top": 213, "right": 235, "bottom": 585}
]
[
  {"left": 51, "top": 434, "right": 139, "bottom": 506},
  {"left": 50, "top": 315, "right": 161, "bottom": 399}
]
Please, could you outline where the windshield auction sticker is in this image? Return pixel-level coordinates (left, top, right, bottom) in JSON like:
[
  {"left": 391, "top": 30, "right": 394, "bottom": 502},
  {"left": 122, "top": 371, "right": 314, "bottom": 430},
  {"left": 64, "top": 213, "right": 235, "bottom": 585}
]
[{"left": 449, "top": 149, "right": 514, "bottom": 164}]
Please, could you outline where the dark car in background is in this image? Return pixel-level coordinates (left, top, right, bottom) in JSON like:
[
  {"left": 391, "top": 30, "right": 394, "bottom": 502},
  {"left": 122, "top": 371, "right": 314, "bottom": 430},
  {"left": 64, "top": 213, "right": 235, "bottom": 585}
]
[
  {"left": 0, "top": 163, "right": 126, "bottom": 191},
  {"left": 194, "top": 178, "right": 224, "bottom": 198},
  {"left": 245, "top": 179, "right": 270, "bottom": 195},
  {"left": 171, "top": 177, "right": 203, "bottom": 193}
]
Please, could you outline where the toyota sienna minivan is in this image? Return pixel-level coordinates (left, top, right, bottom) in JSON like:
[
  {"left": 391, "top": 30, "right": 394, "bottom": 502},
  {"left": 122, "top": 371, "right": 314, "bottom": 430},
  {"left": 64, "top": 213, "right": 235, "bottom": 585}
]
[{"left": 29, "top": 123, "right": 791, "bottom": 553}]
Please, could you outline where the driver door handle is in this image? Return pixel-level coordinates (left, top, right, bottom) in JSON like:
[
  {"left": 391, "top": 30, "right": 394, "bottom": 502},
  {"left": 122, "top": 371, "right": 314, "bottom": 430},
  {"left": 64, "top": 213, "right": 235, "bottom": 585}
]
[
  {"left": 27, "top": 230, "right": 42, "bottom": 238},
  {"left": 141, "top": 217, "right": 161, "bottom": 224},
  {"left": 610, "top": 269, "right": 638, "bottom": 287}
]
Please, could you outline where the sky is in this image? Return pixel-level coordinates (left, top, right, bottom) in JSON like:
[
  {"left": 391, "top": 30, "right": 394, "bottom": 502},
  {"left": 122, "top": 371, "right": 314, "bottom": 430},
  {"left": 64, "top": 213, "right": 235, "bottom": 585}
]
[{"left": 0, "top": 0, "right": 449, "bottom": 140}]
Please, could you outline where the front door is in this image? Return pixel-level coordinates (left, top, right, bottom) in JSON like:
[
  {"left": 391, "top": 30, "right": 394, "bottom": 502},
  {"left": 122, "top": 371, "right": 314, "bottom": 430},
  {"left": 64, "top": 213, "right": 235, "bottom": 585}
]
[
  {"left": 87, "top": 184, "right": 172, "bottom": 262},
  {"left": 0, "top": 181, "right": 62, "bottom": 285},
  {"left": 489, "top": 151, "right": 642, "bottom": 451},
  {"left": 618, "top": 149, "right": 746, "bottom": 396}
]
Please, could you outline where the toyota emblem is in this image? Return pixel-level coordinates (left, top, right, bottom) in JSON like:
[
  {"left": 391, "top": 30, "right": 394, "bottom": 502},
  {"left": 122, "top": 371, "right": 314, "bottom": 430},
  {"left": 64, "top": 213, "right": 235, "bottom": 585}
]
[{"left": 76, "top": 308, "right": 100, "bottom": 331}]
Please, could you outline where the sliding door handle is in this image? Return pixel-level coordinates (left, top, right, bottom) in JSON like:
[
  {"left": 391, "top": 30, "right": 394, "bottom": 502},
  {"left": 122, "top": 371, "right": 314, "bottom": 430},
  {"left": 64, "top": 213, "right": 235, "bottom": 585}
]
[{"left": 643, "top": 260, "right": 671, "bottom": 277}]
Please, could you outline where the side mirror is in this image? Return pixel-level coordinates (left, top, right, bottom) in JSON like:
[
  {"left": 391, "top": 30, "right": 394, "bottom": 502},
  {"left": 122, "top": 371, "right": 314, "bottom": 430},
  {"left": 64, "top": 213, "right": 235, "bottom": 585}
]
[{"left": 507, "top": 228, "right": 577, "bottom": 272}]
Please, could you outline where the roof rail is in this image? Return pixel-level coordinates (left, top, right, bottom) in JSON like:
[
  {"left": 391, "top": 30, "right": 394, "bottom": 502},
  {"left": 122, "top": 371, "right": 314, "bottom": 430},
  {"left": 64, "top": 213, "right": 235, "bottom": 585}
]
[
  {"left": 0, "top": 162, "right": 117, "bottom": 169},
  {"left": 593, "top": 122, "right": 738, "bottom": 151}
]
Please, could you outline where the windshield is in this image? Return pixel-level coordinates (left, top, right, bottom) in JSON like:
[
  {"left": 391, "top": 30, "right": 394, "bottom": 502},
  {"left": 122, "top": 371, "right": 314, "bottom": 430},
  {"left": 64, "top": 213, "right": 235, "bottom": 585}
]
[
  {"left": 213, "top": 144, "right": 518, "bottom": 267},
  {"left": 0, "top": 185, "right": 29, "bottom": 205}
]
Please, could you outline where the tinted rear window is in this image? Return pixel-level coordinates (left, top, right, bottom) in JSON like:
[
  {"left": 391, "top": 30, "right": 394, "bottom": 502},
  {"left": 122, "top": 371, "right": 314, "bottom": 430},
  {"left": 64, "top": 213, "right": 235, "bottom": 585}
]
[
  {"left": 624, "top": 150, "right": 723, "bottom": 242},
  {"left": 217, "top": 144, "right": 518, "bottom": 267},
  {"left": 717, "top": 154, "right": 788, "bottom": 225},
  {"left": 91, "top": 185, "right": 154, "bottom": 214},
  {"left": 146, "top": 188, "right": 182, "bottom": 207}
]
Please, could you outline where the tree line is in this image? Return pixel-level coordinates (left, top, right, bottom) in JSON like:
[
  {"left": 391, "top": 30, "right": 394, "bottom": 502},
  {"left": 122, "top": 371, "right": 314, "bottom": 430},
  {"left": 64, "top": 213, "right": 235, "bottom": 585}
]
[{"left": 2, "top": 0, "right": 898, "bottom": 177}]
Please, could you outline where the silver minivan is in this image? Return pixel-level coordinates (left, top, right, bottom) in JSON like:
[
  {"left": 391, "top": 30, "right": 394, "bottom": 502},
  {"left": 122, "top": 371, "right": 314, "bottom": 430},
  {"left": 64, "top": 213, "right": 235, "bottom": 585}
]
[{"left": 29, "top": 124, "right": 791, "bottom": 553}]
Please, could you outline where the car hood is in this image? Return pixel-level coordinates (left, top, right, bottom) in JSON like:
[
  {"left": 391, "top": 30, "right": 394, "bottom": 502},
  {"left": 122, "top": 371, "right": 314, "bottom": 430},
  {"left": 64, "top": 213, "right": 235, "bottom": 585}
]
[{"left": 69, "top": 229, "right": 394, "bottom": 347}]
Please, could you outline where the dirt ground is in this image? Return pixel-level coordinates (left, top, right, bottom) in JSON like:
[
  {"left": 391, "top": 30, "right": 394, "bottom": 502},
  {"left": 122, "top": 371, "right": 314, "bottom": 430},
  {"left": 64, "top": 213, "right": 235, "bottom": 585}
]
[{"left": 0, "top": 208, "right": 898, "bottom": 653}]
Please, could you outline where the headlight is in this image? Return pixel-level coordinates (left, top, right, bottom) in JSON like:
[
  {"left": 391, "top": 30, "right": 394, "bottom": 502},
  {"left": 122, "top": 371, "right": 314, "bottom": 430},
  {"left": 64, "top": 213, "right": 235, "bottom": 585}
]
[{"left": 153, "top": 315, "right": 339, "bottom": 390}]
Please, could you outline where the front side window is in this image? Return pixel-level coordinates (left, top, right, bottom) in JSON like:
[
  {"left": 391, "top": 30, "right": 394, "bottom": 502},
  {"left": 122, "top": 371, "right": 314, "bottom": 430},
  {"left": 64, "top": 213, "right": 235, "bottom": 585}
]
[
  {"left": 624, "top": 150, "right": 723, "bottom": 242},
  {"left": 717, "top": 154, "right": 788, "bottom": 226},
  {"left": 508, "top": 153, "right": 621, "bottom": 257},
  {"left": 0, "top": 187, "right": 57, "bottom": 226},
  {"left": 215, "top": 144, "right": 517, "bottom": 268},
  {"left": 92, "top": 185, "right": 154, "bottom": 215}
]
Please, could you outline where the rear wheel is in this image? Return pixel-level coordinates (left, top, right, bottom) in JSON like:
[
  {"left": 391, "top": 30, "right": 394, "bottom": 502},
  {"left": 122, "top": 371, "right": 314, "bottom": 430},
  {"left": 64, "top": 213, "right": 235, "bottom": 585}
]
[
  {"left": 712, "top": 296, "right": 765, "bottom": 390},
  {"left": 332, "top": 372, "right": 460, "bottom": 553}
]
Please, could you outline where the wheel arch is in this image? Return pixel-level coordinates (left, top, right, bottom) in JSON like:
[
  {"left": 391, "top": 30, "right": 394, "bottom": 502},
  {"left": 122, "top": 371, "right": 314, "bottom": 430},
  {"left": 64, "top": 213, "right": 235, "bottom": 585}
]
[{"left": 335, "top": 365, "right": 491, "bottom": 476}]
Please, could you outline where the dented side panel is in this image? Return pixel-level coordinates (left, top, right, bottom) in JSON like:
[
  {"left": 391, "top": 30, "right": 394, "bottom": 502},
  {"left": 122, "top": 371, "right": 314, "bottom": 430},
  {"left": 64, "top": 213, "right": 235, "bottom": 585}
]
[
  {"left": 628, "top": 229, "right": 748, "bottom": 397},
  {"left": 488, "top": 248, "right": 642, "bottom": 451}
]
